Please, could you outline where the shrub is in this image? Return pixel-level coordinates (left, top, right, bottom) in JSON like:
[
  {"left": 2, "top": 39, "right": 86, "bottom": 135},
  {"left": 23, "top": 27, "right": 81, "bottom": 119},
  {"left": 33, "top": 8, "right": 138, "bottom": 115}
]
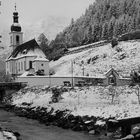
[
  {"left": 111, "top": 38, "right": 118, "bottom": 48},
  {"left": 36, "top": 69, "right": 45, "bottom": 76}
]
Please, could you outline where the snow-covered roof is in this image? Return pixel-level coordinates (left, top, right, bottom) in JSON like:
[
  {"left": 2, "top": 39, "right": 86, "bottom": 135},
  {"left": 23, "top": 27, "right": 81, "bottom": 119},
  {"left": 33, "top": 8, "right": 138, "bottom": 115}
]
[
  {"left": 33, "top": 56, "right": 49, "bottom": 62},
  {"left": 104, "top": 68, "right": 119, "bottom": 76},
  {"left": 8, "top": 39, "right": 44, "bottom": 59}
]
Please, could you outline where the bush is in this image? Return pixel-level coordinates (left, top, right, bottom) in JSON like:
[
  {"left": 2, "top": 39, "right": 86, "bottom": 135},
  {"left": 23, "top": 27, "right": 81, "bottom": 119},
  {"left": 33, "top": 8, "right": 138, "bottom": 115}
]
[
  {"left": 36, "top": 69, "right": 45, "bottom": 76},
  {"left": 111, "top": 38, "right": 118, "bottom": 48}
]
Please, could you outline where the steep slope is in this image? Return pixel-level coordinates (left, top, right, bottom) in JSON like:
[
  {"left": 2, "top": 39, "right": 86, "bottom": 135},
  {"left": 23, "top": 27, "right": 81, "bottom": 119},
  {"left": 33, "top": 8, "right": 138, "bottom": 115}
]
[{"left": 50, "top": 40, "right": 140, "bottom": 77}]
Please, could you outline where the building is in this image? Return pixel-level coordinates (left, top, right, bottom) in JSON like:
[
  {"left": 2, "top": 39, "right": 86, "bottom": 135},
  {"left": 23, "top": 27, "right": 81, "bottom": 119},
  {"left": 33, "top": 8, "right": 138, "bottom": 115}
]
[
  {"left": 6, "top": 6, "right": 49, "bottom": 77},
  {"left": 16, "top": 68, "right": 132, "bottom": 86}
]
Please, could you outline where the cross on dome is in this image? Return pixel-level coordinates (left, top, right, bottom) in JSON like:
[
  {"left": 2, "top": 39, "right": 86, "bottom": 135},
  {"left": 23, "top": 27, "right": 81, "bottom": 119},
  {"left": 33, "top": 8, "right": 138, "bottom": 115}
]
[{"left": 15, "top": 3, "right": 17, "bottom": 11}]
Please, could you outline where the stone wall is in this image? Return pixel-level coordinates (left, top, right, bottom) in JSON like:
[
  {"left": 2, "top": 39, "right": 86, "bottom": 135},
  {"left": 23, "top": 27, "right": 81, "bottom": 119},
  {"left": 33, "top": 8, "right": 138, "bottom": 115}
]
[{"left": 16, "top": 76, "right": 132, "bottom": 87}]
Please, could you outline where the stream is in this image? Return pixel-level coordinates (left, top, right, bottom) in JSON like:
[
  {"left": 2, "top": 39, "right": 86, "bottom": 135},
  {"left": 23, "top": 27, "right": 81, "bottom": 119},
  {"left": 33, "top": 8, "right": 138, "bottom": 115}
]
[{"left": 0, "top": 109, "right": 113, "bottom": 140}]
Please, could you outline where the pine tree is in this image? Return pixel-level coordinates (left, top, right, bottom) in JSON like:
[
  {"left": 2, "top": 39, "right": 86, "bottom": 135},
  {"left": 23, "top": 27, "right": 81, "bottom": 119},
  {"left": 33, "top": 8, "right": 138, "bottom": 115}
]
[{"left": 102, "top": 22, "right": 108, "bottom": 40}]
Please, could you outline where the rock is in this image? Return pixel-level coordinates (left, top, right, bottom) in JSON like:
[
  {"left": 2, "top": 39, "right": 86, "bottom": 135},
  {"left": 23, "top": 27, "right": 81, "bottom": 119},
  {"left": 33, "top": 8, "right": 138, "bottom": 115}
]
[
  {"left": 131, "top": 126, "right": 140, "bottom": 135},
  {"left": 106, "top": 132, "right": 113, "bottom": 137},
  {"left": 89, "top": 130, "right": 95, "bottom": 135},
  {"left": 135, "top": 133, "right": 140, "bottom": 138},
  {"left": 72, "top": 124, "right": 83, "bottom": 131},
  {"left": 121, "top": 134, "right": 134, "bottom": 140}
]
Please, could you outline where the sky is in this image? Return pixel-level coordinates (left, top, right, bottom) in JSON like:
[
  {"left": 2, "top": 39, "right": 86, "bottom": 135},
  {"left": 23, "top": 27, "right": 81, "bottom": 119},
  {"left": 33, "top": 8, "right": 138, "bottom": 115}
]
[{"left": 0, "top": 0, "right": 94, "bottom": 46}]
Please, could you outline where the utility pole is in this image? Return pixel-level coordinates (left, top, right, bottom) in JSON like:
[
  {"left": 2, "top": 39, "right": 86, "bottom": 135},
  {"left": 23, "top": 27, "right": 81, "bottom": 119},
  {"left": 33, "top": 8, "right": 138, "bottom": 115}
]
[
  {"left": 71, "top": 60, "right": 74, "bottom": 87},
  {"left": 81, "top": 60, "right": 85, "bottom": 76},
  {"left": 82, "top": 65, "right": 85, "bottom": 76}
]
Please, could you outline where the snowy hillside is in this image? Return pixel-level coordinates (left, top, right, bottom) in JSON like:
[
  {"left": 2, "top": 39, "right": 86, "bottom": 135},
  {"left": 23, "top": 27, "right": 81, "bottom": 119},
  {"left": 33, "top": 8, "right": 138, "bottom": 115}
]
[
  {"left": 50, "top": 40, "right": 140, "bottom": 77},
  {"left": 12, "top": 86, "right": 140, "bottom": 120}
]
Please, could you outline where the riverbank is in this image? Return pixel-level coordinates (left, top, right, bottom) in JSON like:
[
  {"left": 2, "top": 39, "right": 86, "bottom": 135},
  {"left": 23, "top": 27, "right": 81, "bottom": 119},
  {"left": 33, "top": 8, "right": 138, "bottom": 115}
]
[
  {"left": 0, "top": 109, "right": 112, "bottom": 140},
  {"left": 4, "top": 85, "right": 140, "bottom": 139}
]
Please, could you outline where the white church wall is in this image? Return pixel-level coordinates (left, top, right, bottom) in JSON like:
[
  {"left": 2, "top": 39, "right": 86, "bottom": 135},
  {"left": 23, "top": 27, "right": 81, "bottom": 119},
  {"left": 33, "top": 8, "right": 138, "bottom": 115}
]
[{"left": 33, "top": 61, "right": 49, "bottom": 75}]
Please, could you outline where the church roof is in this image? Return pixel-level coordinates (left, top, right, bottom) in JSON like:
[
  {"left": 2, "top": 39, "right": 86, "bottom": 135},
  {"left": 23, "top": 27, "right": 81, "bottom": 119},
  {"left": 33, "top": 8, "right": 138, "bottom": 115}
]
[
  {"left": 33, "top": 56, "right": 49, "bottom": 62},
  {"left": 9, "top": 39, "right": 41, "bottom": 58}
]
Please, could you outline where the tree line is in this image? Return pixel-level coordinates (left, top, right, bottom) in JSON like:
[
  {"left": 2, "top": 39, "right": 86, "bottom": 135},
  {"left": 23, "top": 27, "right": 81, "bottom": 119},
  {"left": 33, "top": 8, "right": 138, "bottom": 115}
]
[{"left": 39, "top": 0, "right": 140, "bottom": 60}]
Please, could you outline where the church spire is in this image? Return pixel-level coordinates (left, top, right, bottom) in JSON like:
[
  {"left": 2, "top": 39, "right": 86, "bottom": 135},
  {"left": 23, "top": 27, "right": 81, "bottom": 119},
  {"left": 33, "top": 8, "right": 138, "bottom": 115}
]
[
  {"left": 11, "top": 4, "right": 22, "bottom": 32},
  {"left": 13, "top": 3, "right": 19, "bottom": 23},
  {"left": 15, "top": 3, "right": 17, "bottom": 11}
]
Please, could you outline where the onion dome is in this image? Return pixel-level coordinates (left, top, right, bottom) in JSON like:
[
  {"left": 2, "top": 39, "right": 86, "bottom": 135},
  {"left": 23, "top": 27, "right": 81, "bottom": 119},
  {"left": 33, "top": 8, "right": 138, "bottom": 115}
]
[{"left": 11, "top": 5, "right": 22, "bottom": 32}]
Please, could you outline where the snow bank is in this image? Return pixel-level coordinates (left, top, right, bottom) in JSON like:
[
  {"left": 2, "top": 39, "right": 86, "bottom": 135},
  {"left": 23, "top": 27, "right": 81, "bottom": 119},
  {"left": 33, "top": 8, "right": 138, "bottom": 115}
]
[{"left": 12, "top": 86, "right": 140, "bottom": 120}]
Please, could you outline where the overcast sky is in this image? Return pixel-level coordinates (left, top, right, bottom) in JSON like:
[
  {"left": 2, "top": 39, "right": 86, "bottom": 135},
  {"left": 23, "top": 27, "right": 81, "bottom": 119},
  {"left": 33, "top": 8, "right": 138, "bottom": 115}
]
[{"left": 0, "top": 0, "right": 94, "bottom": 45}]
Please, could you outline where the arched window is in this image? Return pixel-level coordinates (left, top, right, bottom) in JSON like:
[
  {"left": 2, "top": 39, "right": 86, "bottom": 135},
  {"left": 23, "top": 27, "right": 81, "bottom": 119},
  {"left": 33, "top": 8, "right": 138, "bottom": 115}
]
[
  {"left": 109, "top": 74, "right": 116, "bottom": 85},
  {"left": 16, "top": 35, "right": 19, "bottom": 44}
]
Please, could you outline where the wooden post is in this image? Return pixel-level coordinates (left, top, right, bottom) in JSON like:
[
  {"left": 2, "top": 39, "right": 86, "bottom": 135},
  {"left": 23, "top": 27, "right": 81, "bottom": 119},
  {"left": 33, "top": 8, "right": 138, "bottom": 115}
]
[{"left": 71, "top": 60, "right": 74, "bottom": 87}]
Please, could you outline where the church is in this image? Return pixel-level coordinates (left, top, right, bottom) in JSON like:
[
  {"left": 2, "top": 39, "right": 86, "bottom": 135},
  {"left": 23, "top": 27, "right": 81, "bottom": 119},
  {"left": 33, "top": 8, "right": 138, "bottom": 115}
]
[{"left": 6, "top": 6, "right": 49, "bottom": 77}]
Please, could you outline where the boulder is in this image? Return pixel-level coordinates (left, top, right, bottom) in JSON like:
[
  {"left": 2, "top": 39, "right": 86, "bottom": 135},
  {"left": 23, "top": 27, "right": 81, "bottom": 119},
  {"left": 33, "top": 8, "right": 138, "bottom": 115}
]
[
  {"left": 131, "top": 126, "right": 140, "bottom": 135},
  {"left": 121, "top": 134, "right": 134, "bottom": 140},
  {"left": 89, "top": 130, "right": 95, "bottom": 135},
  {"left": 135, "top": 133, "right": 140, "bottom": 138}
]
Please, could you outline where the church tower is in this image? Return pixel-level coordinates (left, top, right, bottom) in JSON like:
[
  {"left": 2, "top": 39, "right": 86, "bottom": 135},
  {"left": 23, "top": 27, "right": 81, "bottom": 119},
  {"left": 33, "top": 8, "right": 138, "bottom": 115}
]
[{"left": 9, "top": 4, "right": 23, "bottom": 51}]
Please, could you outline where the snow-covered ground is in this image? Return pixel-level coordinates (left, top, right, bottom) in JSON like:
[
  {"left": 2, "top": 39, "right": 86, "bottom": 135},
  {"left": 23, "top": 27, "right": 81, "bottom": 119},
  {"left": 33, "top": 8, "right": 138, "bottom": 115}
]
[
  {"left": 12, "top": 86, "right": 140, "bottom": 120},
  {"left": 0, "top": 130, "right": 17, "bottom": 140},
  {"left": 50, "top": 40, "right": 140, "bottom": 77}
]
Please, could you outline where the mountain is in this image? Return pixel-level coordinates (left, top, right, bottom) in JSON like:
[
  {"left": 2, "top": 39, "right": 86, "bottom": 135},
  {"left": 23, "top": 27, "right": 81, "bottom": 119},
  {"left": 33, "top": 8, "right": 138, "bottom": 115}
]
[
  {"left": 50, "top": 40, "right": 140, "bottom": 77},
  {"left": 51, "top": 0, "right": 140, "bottom": 49}
]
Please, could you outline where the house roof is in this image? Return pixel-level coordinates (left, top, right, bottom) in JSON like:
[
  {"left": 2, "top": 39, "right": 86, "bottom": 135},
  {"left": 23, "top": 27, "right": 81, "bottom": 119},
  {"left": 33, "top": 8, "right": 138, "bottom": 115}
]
[
  {"left": 9, "top": 39, "right": 41, "bottom": 58},
  {"left": 104, "top": 68, "right": 120, "bottom": 77}
]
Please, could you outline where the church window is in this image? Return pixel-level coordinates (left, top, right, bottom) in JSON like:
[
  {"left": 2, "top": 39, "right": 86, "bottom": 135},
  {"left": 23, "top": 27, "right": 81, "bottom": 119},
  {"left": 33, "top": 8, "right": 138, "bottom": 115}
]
[
  {"left": 16, "top": 35, "right": 19, "bottom": 44},
  {"left": 22, "top": 49, "right": 27, "bottom": 54},
  {"left": 19, "top": 62, "right": 20, "bottom": 71},
  {"left": 16, "top": 63, "right": 17, "bottom": 73},
  {"left": 29, "top": 61, "right": 33, "bottom": 69}
]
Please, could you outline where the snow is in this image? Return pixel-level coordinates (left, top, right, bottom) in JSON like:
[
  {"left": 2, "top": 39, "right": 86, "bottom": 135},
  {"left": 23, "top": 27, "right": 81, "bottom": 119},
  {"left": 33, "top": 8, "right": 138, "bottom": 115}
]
[
  {"left": 95, "top": 120, "right": 106, "bottom": 126},
  {"left": 8, "top": 48, "right": 46, "bottom": 60},
  {"left": 50, "top": 40, "right": 140, "bottom": 77},
  {"left": 10, "top": 40, "right": 140, "bottom": 124},
  {"left": 12, "top": 86, "right": 140, "bottom": 120},
  {"left": 68, "top": 40, "right": 105, "bottom": 51},
  {"left": 33, "top": 56, "right": 49, "bottom": 61},
  {"left": 0, "top": 131, "right": 17, "bottom": 140}
]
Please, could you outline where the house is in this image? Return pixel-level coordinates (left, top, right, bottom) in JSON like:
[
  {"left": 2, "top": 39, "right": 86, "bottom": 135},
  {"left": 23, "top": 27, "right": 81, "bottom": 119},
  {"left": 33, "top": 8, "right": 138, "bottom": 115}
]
[{"left": 6, "top": 6, "right": 49, "bottom": 77}]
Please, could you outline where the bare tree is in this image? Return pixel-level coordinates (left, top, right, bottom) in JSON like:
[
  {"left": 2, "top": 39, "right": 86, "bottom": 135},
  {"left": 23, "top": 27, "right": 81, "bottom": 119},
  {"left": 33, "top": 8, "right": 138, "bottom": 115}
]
[{"left": 132, "top": 85, "right": 140, "bottom": 104}]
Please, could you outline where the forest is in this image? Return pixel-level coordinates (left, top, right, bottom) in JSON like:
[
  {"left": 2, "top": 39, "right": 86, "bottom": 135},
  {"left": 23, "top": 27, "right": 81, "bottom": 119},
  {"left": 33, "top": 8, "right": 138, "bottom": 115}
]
[{"left": 40, "top": 0, "right": 140, "bottom": 60}]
